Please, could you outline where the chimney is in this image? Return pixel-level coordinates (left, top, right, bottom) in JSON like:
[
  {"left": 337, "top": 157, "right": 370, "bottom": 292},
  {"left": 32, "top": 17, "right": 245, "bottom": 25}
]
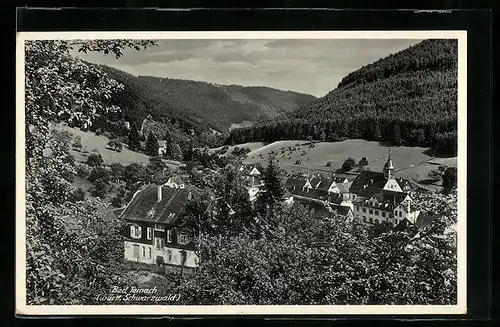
[{"left": 157, "top": 185, "right": 162, "bottom": 202}]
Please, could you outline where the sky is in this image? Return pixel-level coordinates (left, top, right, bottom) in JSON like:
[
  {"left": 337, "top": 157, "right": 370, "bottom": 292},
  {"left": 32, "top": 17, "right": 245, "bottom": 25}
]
[{"left": 75, "top": 39, "right": 423, "bottom": 98}]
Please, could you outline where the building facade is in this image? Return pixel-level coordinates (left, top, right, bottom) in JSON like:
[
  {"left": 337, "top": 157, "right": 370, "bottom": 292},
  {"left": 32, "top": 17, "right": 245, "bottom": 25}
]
[
  {"left": 120, "top": 183, "right": 198, "bottom": 269},
  {"left": 349, "top": 151, "right": 420, "bottom": 227}
]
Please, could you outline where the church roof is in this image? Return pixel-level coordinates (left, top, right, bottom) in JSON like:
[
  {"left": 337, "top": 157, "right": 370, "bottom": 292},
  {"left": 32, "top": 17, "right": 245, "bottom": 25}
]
[{"left": 349, "top": 171, "right": 387, "bottom": 196}]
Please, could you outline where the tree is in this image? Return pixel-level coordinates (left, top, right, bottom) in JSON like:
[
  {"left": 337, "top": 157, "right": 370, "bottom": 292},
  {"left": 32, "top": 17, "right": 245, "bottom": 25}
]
[
  {"left": 25, "top": 39, "right": 155, "bottom": 304},
  {"left": 147, "top": 155, "right": 166, "bottom": 173},
  {"left": 123, "top": 163, "right": 150, "bottom": 190},
  {"left": 393, "top": 123, "right": 403, "bottom": 146},
  {"left": 127, "top": 122, "right": 141, "bottom": 151},
  {"left": 107, "top": 139, "right": 123, "bottom": 152},
  {"left": 86, "top": 153, "right": 103, "bottom": 167},
  {"left": 256, "top": 159, "right": 284, "bottom": 215},
  {"left": 109, "top": 163, "right": 125, "bottom": 183},
  {"left": 71, "top": 188, "right": 86, "bottom": 202},
  {"left": 72, "top": 136, "right": 82, "bottom": 151},
  {"left": 111, "top": 195, "right": 123, "bottom": 208},
  {"left": 341, "top": 157, "right": 357, "bottom": 171},
  {"left": 87, "top": 166, "right": 111, "bottom": 184},
  {"left": 320, "top": 130, "right": 326, "bottom": 142},
  {"left": 442, "top": 167, "right": 457, "bottom": 193},
  {"left": 428, "top": 165, "right": 447, "bottom": 182},
  {"left": 359, "top": 157, "right": 369, "bottom": 167},
  {"left": 169, "top": 143, "right": 183, "bottom": 161},
  {"left": 145, "top": 131, "right": 159, "bottom": 155},
  {"left": 175, "top": 195, "right": 457, "bottom": 305}
]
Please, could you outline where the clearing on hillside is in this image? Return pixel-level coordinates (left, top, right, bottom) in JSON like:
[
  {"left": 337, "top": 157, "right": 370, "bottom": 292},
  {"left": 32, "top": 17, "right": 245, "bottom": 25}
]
[
  {"left": 239, "top": 139, "right": 457, "bottom": 184},
  {"left": 52, "top": 123, "right": 184, "bottom": 169}
]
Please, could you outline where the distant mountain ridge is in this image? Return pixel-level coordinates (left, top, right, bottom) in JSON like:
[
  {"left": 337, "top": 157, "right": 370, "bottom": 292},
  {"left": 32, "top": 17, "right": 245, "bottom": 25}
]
[
  {"left": 228, "top": 39, "right": 458, "bottom": 156},
  {"left": 100, "top": 65, "right": 316, "bottom": 133}
]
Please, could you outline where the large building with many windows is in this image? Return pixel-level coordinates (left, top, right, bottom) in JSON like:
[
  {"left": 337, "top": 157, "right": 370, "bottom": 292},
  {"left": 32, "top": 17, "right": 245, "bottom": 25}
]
[{"left": 349, "top": 151, "right": 420, "bottom": 227}]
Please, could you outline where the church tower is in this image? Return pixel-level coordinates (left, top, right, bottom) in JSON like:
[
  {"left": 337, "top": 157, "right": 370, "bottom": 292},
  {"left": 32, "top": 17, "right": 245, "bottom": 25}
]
[{"left": 383, "top": 149, "right": 395, "bottom": 180}]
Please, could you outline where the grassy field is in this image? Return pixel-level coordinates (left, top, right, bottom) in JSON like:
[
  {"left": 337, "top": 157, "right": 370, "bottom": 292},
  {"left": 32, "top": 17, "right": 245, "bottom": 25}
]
[
  {"left": 206, "top": 142, "right": 267, "bottom": 155},
  {"left": 234, "top": 139, "right": 457, "bottom": 184},
  {"left": 53, "top": 124, "right": 184, "bottom": 169}
]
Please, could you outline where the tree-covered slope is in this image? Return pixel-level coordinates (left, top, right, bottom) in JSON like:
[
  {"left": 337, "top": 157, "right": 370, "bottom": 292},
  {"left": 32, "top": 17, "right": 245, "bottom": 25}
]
[
  {"left": 221, "top": 85, "right": 317, "bottom": 118},
  {"left": 100, "top": 65, "right": 315, "bottom": 133},
  {"left": 228, "top": 39, "right": 458, "bottom": 156},
  {"left": 290, "top": 39, "right": 457, "bottom": 123}
]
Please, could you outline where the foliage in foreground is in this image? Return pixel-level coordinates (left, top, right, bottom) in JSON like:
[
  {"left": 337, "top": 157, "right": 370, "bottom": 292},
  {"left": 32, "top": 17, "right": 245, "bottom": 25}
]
[
  {"left": 25, "top": 39, "right": 155, "bottom": 304},
  {"left": 176, "top": 189, "right": 457, "bottom": 305}
]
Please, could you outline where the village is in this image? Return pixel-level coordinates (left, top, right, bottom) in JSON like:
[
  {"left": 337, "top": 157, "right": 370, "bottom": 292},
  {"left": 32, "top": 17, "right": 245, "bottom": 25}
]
[{"left": 116, "top": 135, "right": 449, "bottom": 273}]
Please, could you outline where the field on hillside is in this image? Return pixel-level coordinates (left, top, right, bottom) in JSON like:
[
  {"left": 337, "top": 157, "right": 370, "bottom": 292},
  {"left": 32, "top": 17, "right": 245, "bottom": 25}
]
[
  {"left": 53, "top": 124, "right": 184, "bottom": 169},
  {"left": 206, "top": 142, "right": 267, "bottom": 155},
  {"left": 238, "top": 139, "right": 457, "bottom": 183}
]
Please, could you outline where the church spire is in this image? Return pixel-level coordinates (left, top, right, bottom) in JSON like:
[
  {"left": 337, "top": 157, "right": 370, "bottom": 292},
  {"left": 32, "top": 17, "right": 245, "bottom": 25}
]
[{"left": 383, "top": 148, "right": 395, "bottom": 179}]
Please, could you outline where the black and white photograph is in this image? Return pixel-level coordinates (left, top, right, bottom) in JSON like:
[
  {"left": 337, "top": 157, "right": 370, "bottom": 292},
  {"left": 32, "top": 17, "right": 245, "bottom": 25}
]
[{"left": 16, "top": 31, "right": 466, "bottom": 315}]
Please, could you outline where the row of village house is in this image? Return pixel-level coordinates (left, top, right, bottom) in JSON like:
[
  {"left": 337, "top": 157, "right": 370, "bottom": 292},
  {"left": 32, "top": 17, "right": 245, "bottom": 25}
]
[{"left": 117, "top": 152, "right": 436, "bottom": 271}]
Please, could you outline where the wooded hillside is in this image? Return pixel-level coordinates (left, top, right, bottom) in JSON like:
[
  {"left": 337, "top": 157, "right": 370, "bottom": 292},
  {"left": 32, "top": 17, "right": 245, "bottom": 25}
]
[
  {"left": 227, "top": 39, "right": 458, "bottom": 156},
  {"left": 99, "top": 65, "right": 315, "bottom": 133}
]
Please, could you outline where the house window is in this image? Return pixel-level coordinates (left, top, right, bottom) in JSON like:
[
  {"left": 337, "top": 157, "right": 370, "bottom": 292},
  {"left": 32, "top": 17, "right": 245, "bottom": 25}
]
[
  {"left": 353, "top": 195, "right": 356, "bottom": 199},
  {"left": 375, "top": 210, "right": 379, "bottom": 216},
  {"left": 154, "top": 224, "right": 165, "bottom": 231},
  {"left": 375, "top": 219, "right": 379, "bottom": 224},
  {"left": 382, "top": 212, "right": 386, "bottom": 218},
  {"left": 167, "top": 230, "right": 172, "bottom": 243},
  {"left": 399, "top": 211, "right": 402, "bottom": 217},
  {"left": 155, "top": 237, "right": 164, "bottom": 250},
  {"left": 363, "top": 216, "right": 366, "bottom": 221},
  {"left": 141, "top": 246, "right": 145, "bottom": 257},
  {"left": 362, "top": 208, "right": 366, "bottom": 213},
  {"left": 147, "top": 227, "right": 152, "bottom": 240},
  {"left": 356, "top": 207, "right": 359, "bottom": 212},
  {"left": 167, "top": 250, "right": 172, "bottom": 262},
  {"left": 369, "top": 217, "right": 373, "bottom": 223},
  {"left": 148, "top": 247, "right": 152, "bottom": 259},
  {"left": 133, "top": 244, "right": 139, "bottom": 257},
  {"left": 178, "top": 233, "right": 188, "bottom": 245},
  {"left": 369, "top": 209, "right": 373, "bottom": 214},
  {"left": 130, "top": 225, "right": 142, "bottom": 239}
]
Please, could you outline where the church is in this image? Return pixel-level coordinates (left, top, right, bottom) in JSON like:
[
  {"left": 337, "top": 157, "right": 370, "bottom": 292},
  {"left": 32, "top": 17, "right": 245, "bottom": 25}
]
[{"left": 349, "top": 151, "right": 421, "bottom": 227}]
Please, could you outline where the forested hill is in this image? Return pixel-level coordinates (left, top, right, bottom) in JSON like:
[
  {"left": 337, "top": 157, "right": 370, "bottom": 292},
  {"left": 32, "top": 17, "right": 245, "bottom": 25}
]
[
  {"left": 99, "top": 65, "right": 315, "bottom": 133},
  {"left": 227, "top": 39, "right": 458, "bottom": 156}
]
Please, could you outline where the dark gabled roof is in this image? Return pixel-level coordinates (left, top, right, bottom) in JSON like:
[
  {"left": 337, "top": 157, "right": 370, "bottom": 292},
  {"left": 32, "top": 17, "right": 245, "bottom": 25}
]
[
  {"left": 356, "top": 191, "right": 408, "bottom": 211},
  {"left": 309, "top": 177, "right": 322, "bottom": 188},
  {"left": 120, "top": 185, "right": 195, "bottom": 224},
  {"left": 306, "top": 189, "right": 330, "bottom": 201},
  {"left": 328, "top": 193, "right": 344, "bottom": 205},
  {"left": 315, "top": 177, "right": 333, "bottom": 192},
  {"left": 284, "top": 177, "right": 307, "bottom": 193},
  {"left": 349, "top": 171, "right": 387, "bottom": 196},
  {"left": 396, "top": 178, "right": 413, "bottom": 191}
]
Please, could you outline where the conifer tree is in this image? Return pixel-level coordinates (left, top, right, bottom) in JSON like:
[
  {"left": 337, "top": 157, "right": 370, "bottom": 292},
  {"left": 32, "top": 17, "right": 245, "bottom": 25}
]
[
  {"left": 393, "top": 123, "right": 403, "bottom": 146},
  {"left": 256, "top": 158, "right": 284, "bottom": 215},
  {"left": 145, "top": 131, "right": 159, "bottom": 155},
  {"left": 127, "top": 122, "right": 141, "bottom": 151}
]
